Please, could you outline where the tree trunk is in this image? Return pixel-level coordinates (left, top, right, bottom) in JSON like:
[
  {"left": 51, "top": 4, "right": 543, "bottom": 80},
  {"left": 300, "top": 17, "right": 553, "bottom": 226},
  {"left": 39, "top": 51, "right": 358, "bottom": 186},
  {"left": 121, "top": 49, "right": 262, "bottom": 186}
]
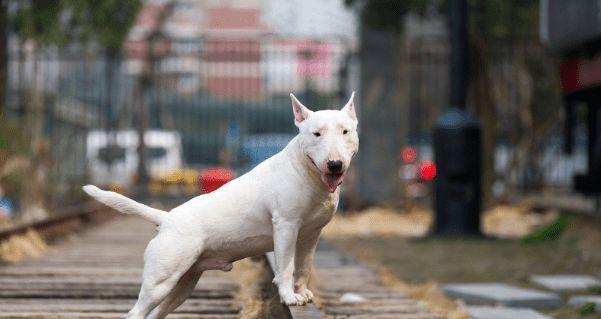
[
  {"left": 470, "top": 34, "right": 495, "bottom": 207},
  {"left": 0, "top": 2, "right": 7, "bottom": 119},
  {"left": 20, "top": 46, "right": 49, "bottom": 221},
  {"left": 135, "top": 76, "right": 150, "bottom": 187},
  {"left": 20, "top": 141, "right": 51, "bottom": 221},
  {"left": 357, "top": 28, "right": 404, "bottom": 206},
  {"left": 133, "top": 1, "right": 175, "bottom": 191}
]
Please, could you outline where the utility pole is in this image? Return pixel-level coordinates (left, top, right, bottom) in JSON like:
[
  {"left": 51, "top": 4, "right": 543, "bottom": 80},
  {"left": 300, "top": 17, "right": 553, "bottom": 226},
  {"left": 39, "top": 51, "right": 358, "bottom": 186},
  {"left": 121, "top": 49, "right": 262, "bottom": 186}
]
[
  {"left": 433, "top": 0, "right": 482, "bottom": 235},
  {"left": 449, "top": 0, "right": 468, "bottom": 110}
]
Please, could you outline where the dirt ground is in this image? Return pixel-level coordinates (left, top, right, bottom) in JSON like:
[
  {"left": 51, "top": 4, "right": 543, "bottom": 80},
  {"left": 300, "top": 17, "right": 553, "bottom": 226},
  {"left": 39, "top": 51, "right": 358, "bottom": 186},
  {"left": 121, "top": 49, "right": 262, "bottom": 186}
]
[{"left": 323, "top": 207, "right": 601, "bottom": 319}]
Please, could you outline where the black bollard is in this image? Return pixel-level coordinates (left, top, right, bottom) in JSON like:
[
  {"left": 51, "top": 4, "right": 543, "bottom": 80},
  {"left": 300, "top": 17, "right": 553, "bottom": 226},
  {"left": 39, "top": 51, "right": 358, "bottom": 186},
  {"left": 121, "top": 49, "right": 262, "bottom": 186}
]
[
  {"left": 434, "top": 108, "right": 481, "bottom": 235},
  {"left": 433, "top": 0, "right": 482, "bottom": 235}
]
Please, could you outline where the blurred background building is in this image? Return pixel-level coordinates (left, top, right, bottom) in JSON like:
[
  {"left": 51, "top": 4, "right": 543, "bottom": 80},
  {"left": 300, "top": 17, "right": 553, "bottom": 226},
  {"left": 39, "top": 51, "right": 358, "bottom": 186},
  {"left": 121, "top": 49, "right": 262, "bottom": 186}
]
[{"left": 0, "top": 0, "right": 594, "bottom": 220}]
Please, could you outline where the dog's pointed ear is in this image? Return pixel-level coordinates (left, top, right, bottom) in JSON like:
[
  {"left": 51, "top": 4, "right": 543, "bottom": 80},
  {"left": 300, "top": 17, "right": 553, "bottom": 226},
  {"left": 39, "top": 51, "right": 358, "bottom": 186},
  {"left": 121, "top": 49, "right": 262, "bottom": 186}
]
[
  {"left": 290, "top": 93, "right": 312, "bottom": 126},
  {"left": 341, "top": 91, "right": 357, "bottom": 123}
]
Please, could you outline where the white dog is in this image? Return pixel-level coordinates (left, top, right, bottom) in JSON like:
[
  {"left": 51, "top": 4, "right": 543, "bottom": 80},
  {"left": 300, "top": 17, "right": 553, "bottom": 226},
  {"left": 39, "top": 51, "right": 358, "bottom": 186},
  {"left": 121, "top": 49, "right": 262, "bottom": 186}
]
[{"left": 83, "top": 92, "right": 359, "bottom": 319}]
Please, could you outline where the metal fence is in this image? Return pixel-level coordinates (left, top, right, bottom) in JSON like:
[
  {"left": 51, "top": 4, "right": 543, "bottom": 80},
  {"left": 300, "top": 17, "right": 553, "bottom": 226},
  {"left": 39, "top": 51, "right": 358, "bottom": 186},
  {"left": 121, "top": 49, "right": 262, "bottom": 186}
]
[
  {"left": 4, "top": 31, "right": 577, "bottom": 211},
  {"left": 5, "top": 39, "right": 354, "bottom": 202}
]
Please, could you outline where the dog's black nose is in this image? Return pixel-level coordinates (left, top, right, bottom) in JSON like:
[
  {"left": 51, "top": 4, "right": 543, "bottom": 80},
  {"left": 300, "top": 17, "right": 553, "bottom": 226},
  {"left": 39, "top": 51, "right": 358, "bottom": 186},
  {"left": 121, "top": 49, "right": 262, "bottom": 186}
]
[{"left": 327, "top": 160, "right": 343, "bottom": 173}]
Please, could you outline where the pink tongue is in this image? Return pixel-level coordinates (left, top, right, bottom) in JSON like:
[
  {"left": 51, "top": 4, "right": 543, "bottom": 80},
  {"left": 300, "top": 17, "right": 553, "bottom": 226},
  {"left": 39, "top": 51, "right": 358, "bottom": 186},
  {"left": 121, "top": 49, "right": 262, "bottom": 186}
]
[{"left": 321, "top": 173, "right": 345, "bottom": 193}]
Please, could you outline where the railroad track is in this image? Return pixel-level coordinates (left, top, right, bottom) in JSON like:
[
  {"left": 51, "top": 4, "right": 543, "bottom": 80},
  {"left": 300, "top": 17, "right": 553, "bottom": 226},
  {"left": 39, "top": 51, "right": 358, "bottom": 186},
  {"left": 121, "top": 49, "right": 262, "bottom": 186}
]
[{"left": 0, "top": 204, "right": 441, "bottom": 319}]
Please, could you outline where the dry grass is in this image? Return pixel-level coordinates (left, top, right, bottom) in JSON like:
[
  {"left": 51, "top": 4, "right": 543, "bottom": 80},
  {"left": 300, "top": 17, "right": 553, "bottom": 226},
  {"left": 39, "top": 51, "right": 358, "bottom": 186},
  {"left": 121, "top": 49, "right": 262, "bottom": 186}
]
[
  {"left": 221, "top": 258, "right": 269, "bottom": 319},
  {"left": 323, "top": 207, "right": 432, "bottom": 239},
  {"left": 0, "top": 229, "right": 47, "bottom": 262},
  {"left": 324, "top": 205, "right": 559, "bottom": 240},
  {"left": 481, "top": 205, "right": 559, "bottom": 238},
  {"left": 0, "top": 217, "right": 13, "bottom": 230},
  {"left": 379, "top": 267, "right": 471, "bottom": 318},
  {"left": 398, "top": 283, "right": 471, "bottom": 319}
]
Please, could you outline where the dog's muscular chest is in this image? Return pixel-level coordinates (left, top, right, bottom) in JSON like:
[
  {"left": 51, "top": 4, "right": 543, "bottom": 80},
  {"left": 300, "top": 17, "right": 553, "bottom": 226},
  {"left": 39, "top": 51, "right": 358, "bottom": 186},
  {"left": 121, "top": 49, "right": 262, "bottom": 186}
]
[{"left": 296, "top": 192, "right": 339, "bottom": 232}]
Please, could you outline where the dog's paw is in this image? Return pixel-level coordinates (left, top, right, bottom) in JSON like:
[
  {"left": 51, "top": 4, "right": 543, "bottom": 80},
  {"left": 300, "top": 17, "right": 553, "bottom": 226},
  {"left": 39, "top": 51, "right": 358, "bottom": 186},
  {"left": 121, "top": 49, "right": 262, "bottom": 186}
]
[
  {"left": 297, "top": 288, "right": 314, "bottom": 303},
  {"left": 280, "top": 291, "right": 307, "bottom": 306}
]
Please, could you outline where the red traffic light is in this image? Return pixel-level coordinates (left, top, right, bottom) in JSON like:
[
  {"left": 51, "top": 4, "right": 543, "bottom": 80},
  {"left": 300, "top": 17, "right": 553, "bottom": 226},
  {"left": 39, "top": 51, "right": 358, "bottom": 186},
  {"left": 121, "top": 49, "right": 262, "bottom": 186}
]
[
  {"left": 401, "top": 146, "right": 417, "bottom": 163},
  {"left": 420, "top": 161, "right": 437, "bottom": 181}
]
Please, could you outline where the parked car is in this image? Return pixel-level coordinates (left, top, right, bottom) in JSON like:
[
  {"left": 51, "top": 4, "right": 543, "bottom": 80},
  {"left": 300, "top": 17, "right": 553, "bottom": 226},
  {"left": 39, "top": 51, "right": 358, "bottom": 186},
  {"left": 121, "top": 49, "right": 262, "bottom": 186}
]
[{"left": 86, "top": 130, "right": 183, "bottom": 189}]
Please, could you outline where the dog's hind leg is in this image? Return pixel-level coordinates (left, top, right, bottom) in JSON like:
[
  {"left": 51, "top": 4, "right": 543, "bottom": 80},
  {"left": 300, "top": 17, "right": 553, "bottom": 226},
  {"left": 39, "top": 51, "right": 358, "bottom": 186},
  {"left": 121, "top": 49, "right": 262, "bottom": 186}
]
[
  {"left": 146, "top": 266, "right": 203, "bottom": 319},
  {"left": 126, "top": 234, "right": 202, "bottom": 319}
]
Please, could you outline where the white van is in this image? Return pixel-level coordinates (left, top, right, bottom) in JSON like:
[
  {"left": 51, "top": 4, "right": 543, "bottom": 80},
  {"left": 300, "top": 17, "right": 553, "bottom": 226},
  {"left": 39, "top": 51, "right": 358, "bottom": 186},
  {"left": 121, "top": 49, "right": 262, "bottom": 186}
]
[{"left": 86, "top": 130, "right": 183, "bottom": 188}]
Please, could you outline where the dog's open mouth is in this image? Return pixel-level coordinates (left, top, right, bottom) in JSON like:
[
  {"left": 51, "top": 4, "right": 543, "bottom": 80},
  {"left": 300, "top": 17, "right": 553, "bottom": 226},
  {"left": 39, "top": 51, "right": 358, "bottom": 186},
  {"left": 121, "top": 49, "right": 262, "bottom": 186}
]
[
  {"left": 321, "top": 171, "right": 345, "bottom": 193},
  {"left": 307, "top": 156, "right": 346, "bottom": 193}
]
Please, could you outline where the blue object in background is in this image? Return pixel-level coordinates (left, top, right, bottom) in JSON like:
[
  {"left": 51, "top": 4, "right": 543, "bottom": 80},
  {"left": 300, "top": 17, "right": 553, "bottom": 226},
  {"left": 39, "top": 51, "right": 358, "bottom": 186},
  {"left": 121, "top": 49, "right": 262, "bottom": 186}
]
[
  {"left": 240, "top": 134, "right": 295, "bottom": 173},
  {"left": 0, "top": 197, "right": 14, "bottom": 218},
  {"left": 225, "top": 122, "right": 241, "bottom": 148}
]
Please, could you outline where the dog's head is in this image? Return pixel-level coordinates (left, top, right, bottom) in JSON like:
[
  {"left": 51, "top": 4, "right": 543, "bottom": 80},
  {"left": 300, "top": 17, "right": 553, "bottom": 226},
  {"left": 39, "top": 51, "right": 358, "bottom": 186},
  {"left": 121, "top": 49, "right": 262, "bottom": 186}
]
[{"left": 290, "top": 92, "right": 359, "bottom": 193}]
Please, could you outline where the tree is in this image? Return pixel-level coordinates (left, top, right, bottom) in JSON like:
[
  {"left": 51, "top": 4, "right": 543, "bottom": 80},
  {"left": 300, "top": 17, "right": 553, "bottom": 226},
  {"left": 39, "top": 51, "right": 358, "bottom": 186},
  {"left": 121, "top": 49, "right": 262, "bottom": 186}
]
[
  {"left": 10, "top": 0, "right": 140, "bottom": 50},
  {"left": 65, "top": 0, "right": 142, "bottom": 151},
  {"left": 349, "top": 0, "right": 557, "bottom": 205},
  {"left": 466, "top": 0, "right": 561, "bottom": 201},
  {"left": 65, "top": 0, "right": 141, "bottom": 54},
  {"left": 0, "top": 0, "right": 141, "bottom": 220},
  {"left": 129, "top": 1, "right": 175, "bottom": 189}
]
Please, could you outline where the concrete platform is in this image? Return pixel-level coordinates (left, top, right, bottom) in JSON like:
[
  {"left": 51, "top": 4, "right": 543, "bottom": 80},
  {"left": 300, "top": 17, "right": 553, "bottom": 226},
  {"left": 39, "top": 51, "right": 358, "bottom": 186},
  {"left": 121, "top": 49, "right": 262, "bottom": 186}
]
[
  {"left": 569, "top": 296, "right": 601, "bottom": 312},
  {"left": 312, "top": 243, "right": 443, "bottom": 319},
  {"left": 467, "top": 306, "right": 552, "bottom": 319},
  {"left": 531, "top": 275, "right": 600, "bottom": 291},
  {"left": 442, "top": 283, "right": 563, "bottom": 309}
]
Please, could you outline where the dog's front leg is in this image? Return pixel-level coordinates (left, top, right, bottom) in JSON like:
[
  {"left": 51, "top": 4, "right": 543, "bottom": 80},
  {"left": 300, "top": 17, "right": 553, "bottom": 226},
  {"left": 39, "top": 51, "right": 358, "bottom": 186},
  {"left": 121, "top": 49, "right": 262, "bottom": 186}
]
[
  {"left": 294, "top": 230, "right": 320, "bottom": 303},
  {"left": 272, "top": 216, "right": 306, "bottom": 306}
]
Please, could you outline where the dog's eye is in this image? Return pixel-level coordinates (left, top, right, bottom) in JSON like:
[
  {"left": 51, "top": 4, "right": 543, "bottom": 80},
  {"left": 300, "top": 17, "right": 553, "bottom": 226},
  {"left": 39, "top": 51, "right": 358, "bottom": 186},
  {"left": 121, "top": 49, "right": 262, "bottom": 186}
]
[
  {"left": 313, "top": 132, "right": 321, "bottom": 137},
  {"left": 343, "top": 129, "right": 348, "bottom": 135}
]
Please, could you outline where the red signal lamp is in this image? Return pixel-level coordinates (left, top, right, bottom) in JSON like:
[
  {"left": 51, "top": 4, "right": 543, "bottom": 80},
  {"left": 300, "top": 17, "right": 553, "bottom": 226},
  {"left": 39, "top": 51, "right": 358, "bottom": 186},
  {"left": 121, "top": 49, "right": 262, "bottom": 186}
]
[
  {"left": 401, "top": 146, "right": 417, "bottom": 163},
  {"left": 420, "top": 161, "right": 437, "bottom": 181}
]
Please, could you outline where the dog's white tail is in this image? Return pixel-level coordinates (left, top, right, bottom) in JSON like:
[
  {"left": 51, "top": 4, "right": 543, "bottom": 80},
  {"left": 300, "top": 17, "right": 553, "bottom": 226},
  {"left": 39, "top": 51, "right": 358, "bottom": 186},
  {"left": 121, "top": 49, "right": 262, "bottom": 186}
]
[{"left": 82, "top": 185, "right": 166, "bottom": 225}]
